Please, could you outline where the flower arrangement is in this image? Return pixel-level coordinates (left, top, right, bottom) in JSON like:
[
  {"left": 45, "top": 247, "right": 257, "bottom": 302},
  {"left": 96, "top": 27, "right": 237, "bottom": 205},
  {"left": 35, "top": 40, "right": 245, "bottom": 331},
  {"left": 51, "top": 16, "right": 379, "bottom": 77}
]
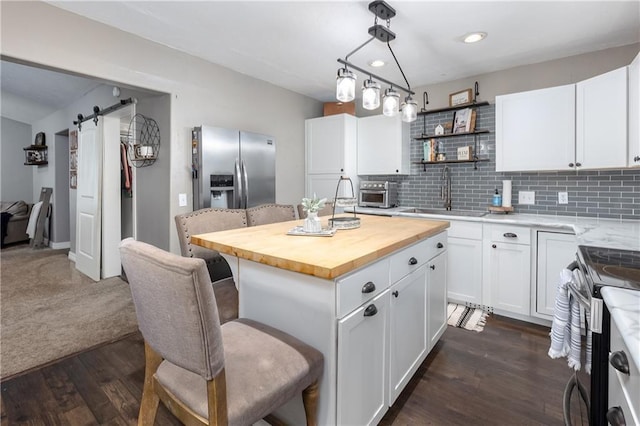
[{"left": 301, "top": 193, "right": 327, "bottom": 213}]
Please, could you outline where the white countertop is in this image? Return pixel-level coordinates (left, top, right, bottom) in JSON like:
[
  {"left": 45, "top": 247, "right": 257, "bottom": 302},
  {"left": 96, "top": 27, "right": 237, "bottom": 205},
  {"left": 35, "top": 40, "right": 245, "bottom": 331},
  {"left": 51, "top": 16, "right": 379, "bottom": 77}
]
[
  {"left": 601, "top": 287, "right": 640, "bottom": 374},
  {"left": 348, "top": 206, "right": 640, "bottom": 251}
]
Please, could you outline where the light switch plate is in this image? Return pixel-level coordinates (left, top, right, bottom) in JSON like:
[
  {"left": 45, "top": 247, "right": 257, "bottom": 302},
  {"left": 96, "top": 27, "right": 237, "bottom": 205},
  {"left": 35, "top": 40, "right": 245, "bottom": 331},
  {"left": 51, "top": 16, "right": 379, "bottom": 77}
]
[
  {"left": 179, "top": 193, "right": 188, "bottom": 207},
  {"left": 518, "top": 191, "right": 535, "bottom": 205},
  {"left": 558, "top": 192, "right": 568, "bottom": 204}
]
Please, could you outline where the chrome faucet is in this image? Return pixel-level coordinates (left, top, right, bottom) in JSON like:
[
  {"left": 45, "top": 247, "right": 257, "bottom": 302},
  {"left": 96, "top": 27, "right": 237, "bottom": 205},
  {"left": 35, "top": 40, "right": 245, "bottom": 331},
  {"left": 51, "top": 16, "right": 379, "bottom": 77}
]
[{"left": 441, "top": 165, "right": 452, "bottom": 210}]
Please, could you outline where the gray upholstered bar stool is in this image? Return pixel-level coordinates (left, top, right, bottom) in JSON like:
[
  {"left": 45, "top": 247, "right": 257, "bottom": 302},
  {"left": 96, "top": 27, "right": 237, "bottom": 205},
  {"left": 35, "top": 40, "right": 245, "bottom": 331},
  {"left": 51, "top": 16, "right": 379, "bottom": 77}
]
[
  {"left": 246, "top": 203, "right": 296, "bottom": 226},
  {"left": 120, "top": 238, "right": 324, "bottom": 426},
  {"left": 175, "top": 208, "right": 247, "bottom": 324}
]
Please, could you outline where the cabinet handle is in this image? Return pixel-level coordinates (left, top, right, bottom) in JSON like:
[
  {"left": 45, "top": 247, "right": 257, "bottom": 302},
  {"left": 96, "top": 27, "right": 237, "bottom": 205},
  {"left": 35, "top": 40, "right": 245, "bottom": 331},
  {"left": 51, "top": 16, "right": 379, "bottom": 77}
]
[
  {"left": 568, "top": 162, "right": 575, "bottom": 167},
  {"left": 606, "top": 406, "right": 626, "bottom": 426},
  {"left": 392, "top": 290, "right": 399, "bottom": 298},
  {"left": 609, "top": 351, "right": 630, "bottom": 375},
  {"left": 437, "top": 242, "right": 444, "bottom": 249},
  {"left": 503, "top": 232, "right": 517, "bottom": 238},
  {"left": 492, "top": 244, "right": 497, "bottom": 249},
  {"left": 634, "top": 155, "right": 640, "bottom": 162},
  {"left": 408, "top": 257, "right": 418, "bottom": 265},
  {"left": 575, "top": 162, "right": 582, "bottom": 167},
  {"left": 430, "top": 265, "right": 435, "bottom": 270},
  {"left": 395, "top": 169, "right": 399, "bottom": 173},
  {"left": 340, "top": 168, "right": 344, "bottom": 172},
  {"left": 361, "top": 281, "right": 376, "bottom": 294},
  {"left": 364, "top": 304, "right": 378, "bottom": 317}
]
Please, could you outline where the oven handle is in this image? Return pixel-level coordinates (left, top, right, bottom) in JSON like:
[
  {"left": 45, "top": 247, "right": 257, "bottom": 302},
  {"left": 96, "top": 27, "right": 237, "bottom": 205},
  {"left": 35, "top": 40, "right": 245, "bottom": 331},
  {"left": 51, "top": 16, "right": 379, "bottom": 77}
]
[{"left": 566, "top": 260, "right": 578, "bottom": 271}]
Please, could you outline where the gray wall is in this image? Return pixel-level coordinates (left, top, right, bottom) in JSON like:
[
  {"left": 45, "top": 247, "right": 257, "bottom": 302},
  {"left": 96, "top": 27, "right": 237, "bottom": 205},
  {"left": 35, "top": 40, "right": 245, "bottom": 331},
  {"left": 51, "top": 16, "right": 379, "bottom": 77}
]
[
  {"left": 135, "top": 94, "right": 171, "bottom": 250},
  {"left": 2, "top": 1, "right": 323, "bottom": 254},
  {"left": 363, "top": 104, "right": 640, "bottom": 220},
  {"left": 0, "top": 117, "right": 33, "bottom": 202},
  {"left": 53, "top": 132, "right": 70, "bottom": 244}
]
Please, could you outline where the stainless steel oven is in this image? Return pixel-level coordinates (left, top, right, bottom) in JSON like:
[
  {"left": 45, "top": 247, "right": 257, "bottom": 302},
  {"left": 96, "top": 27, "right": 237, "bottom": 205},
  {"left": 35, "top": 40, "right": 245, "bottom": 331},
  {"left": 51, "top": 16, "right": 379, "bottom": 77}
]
[
  {"left": 572, "top": 245, "right": 640, "bottom": 426},
  {"left": 358, "top": 181, "right": 398, "bottom": 208}
]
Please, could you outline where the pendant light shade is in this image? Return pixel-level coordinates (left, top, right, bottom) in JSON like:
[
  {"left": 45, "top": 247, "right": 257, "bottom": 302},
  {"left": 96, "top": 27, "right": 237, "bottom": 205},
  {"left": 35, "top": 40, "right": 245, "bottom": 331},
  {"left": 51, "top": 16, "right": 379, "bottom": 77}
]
[
  {"left": 382, "top": 88, "right": 400, "bottom": 116},
  {"left": 336, "top": 68, "right": 356, "bottom": 102},
  {"left": 362, "top": 79, "right": 381, "bottom": 110},
  {"left": 401, "top": 96, "right": 418, "bottom": 122}
]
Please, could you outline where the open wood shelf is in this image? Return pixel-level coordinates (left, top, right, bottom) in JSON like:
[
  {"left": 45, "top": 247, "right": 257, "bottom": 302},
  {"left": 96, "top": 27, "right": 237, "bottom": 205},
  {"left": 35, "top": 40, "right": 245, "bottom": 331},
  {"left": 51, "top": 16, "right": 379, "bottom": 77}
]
[
  {"left": 414, "top": 158, "right": 489, "bottom": 171},
  {"left": 415, "top": 129, "right": 490, "bottom": 140},
  {"left": 418, "top": 101, "right": 490, "bottom": 116}
]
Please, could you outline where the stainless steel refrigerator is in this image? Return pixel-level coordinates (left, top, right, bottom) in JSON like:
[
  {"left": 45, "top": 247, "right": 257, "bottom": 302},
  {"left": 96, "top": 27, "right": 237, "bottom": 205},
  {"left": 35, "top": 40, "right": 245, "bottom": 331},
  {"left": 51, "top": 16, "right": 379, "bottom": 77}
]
[{"left": 192, "top": 126, "right": 275, "bottom": 210}]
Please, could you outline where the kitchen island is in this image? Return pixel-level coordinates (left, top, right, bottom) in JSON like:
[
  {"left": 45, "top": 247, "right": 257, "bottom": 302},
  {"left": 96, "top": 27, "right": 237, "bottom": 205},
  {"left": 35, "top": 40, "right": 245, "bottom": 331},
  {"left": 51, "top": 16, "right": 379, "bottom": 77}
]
[{"left": 192, "top": 214, "right": 449, "bottom": 425}]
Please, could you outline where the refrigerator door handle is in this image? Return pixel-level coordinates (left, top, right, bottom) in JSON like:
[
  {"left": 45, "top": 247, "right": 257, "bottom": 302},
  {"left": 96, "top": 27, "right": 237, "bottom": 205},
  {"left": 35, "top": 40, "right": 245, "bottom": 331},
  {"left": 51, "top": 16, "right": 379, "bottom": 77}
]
[
  {"left": 241, "top": 159, "right": 249, "bottom": 208},
  {"left": 234, "top": 159, "right": 242, "bottom": 209}
]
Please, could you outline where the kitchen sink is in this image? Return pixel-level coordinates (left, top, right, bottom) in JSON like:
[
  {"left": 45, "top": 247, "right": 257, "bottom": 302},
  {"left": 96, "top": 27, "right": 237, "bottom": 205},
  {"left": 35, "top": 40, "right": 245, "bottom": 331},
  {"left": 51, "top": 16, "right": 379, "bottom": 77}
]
[{"left": 399, "top": 208, "right": 487, "bottom": 218}]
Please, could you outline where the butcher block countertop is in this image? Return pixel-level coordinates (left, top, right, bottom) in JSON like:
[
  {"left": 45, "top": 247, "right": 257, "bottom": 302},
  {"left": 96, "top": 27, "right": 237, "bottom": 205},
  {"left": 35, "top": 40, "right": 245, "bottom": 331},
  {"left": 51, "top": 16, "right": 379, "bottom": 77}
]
[{"left": 191, "top": 214, "right": 449, "bottom": 280}]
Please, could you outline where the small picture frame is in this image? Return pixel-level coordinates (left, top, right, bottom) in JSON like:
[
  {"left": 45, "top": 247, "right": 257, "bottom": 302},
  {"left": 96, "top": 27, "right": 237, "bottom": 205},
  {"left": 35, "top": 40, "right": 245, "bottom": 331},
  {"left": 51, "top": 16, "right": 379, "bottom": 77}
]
[
  {"left": 449, "top": 89, "right": 472, "bottom": 107},
  {"left": 34, "top": 132, "right": 46, "bottom": 146},
  {"left": 452, "top": 108, "right": 472, "bottom": 134}
]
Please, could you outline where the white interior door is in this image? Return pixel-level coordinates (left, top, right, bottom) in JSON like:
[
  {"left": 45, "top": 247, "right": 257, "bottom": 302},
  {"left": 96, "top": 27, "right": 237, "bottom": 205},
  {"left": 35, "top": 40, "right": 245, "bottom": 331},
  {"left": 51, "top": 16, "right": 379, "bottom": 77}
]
[
  {"left": 76, "top": 119, "right": 103, "bottom": 281},
  {"left": 101, "top": 115, "right": 122, "bottom": 278}
]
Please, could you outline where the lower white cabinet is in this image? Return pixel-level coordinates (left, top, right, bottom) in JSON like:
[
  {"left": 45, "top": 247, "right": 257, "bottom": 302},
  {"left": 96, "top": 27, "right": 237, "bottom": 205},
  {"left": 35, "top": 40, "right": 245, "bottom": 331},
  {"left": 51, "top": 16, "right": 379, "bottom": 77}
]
[
  {"left": 484, "top": 224, "right": 531, "bottom": 316},
  {"left": 535, "top": 231, "right": 576, "bottom": 319},
  {"left": 389, "top": 265, "right": 428, "bottom": 404},
  {"left": 337, "top": 290, "right": 390, "bottom": 426},
  {"left": 427, "top": 252, "right": 447, "bottom": 350},
  {"left": 447, "top": 220, "right": 483, "bottom": 304}
]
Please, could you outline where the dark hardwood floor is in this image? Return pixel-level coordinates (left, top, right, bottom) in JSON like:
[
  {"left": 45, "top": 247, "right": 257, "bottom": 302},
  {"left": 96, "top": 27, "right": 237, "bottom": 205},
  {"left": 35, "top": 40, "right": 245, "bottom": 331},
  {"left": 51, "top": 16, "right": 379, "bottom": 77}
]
[{"left": 1, "top": 315, "right": 590, "bottom": 425}]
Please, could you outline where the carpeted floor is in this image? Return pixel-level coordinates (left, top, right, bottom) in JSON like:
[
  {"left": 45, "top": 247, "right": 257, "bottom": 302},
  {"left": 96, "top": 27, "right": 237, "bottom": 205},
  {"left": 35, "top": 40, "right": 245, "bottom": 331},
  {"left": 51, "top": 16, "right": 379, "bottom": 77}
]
[{"left": 0, "top": 244, "right": 138, "bottom": 379}]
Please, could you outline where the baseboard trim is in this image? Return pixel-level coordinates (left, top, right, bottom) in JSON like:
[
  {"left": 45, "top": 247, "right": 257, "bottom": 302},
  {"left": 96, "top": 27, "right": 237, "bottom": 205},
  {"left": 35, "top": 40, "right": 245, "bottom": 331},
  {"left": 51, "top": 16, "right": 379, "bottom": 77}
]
[
  {"left": 50, "top": 241, "right": 71, "bottom": 250},
  {"left": 68, "top": 251, "right": 76, "bottom": 262}
]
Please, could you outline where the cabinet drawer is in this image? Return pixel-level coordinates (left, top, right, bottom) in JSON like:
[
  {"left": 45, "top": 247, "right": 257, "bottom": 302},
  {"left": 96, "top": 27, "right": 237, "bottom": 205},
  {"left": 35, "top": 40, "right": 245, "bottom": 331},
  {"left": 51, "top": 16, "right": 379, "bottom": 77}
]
[
  {"left": 390, "top": 232, "right": 447, "bottom": 283},
  {"left": 487, "top": 224, "right": 530, "bottom": 245},
  {"left": 448, "top": 220, "right": 482, "bottom": 240},
  {"left": 609, "top": 319, "right": 639, "bottom": 422},
  {"left": 337, "top": 258, "right": 390, "bottom": 319}
]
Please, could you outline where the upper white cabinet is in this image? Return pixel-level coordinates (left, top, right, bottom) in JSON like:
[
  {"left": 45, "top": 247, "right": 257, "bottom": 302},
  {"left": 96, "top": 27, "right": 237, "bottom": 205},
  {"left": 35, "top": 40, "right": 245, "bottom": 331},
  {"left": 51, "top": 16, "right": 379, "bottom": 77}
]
[
  {"left": 496, "top": 84, "right": 576, "bottom": 172},
  {"left": 305, "top": 114, "right": 357, "bottom": 199},
  {"left": 496, "top": 65, "right": 629, "bottom": 172},
  {"left": 629, "top": 52, "right": 640, "bottom": 167},
  {"left": 576, "top": 66, "right": 628, "bottom": 170},
  {"left": 357, "top": 114, "right": 410, "bottom": 175}
]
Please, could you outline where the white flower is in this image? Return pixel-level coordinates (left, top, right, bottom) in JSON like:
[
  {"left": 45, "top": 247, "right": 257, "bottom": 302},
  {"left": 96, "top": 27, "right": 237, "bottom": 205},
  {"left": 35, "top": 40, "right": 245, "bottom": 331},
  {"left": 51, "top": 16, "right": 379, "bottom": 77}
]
[{"left": 301, "top": 193, "right": 327, "bottom": 213}]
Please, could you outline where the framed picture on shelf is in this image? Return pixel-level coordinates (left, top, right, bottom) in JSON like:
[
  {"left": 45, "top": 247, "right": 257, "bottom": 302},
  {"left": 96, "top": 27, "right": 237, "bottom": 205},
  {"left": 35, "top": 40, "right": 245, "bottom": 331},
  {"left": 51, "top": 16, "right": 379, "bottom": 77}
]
[
  {"left": 70, "top": 130, "right": 78, "bottom": 150},
  {"left": 449, "top": 89, "right": 472, "bottom": 106},
  {"left": 452, "top": 108, "right": 472, "bottom": 134}
]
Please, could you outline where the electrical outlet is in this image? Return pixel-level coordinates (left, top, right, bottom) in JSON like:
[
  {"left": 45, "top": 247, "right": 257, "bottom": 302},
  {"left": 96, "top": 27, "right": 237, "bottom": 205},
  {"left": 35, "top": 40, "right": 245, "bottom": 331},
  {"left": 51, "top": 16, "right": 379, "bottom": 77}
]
[
  {"left": 179, "top": 193, "right": 188, "bottom": 207},
  {"left": 558, "top": 192, "right": 568, "bottom": 204},
  {"left": 518, "top": 191, "right": 535, "bottom": 205}
]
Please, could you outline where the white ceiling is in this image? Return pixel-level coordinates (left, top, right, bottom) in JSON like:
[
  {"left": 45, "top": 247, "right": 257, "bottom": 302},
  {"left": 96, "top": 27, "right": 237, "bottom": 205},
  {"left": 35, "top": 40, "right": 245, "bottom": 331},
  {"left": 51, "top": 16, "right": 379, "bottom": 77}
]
[
  {"left": 46, "top": 0, "right": 639, "bottom": 102},
  {"left": 2, "top": 0, "right": 639, "bottom": 122}
]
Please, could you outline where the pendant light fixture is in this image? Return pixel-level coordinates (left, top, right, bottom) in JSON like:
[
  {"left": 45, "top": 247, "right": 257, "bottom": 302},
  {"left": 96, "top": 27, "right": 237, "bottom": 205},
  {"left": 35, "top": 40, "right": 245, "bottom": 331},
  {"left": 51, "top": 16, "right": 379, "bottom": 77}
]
[
  {"left": 336, "top": 67, "right": 356, "bottom": 102},
  {"left": 362, "top": 78, "right": 381, "bottom": 110},
  {"left": 382, "top": 87, "right": 400, "bottom": 116},
  {"left": 335, "top": 1, "right": 416, "bottom": 122},
  {"left": 401, "top": 96, "right": 418, "bottom": 122}
]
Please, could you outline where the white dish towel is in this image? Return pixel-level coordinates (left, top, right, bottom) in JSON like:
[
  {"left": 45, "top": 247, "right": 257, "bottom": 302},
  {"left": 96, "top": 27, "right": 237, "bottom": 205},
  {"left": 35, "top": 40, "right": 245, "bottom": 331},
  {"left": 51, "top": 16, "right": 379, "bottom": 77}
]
[{"left": 548, "top": 268, "right": 592, "bottom": 373}]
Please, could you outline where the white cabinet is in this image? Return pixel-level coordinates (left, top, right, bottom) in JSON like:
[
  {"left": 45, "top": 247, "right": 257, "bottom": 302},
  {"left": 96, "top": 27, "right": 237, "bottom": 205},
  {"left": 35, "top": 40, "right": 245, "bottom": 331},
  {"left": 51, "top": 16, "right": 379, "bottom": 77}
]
[
  {"left": 337, "top": 289, "right": 390, "bottom": 426},
  {"left": 534, "top": 231, "right": 576, "bottom": 319},
  {"left": 629, "top": 52, "right": 640, "bottom": 167},
  {"left": 496, "top": 66, "right": 629, "bottom": 172},
  {"left": 483, "top": 224, "right": 531, "bottom": 316},
  {"left": 447, "top": 220, "right": 483, "bottom": 305},
  {"left": 427, "top": 252, "right": 447, "bottom": 350},
  {"left": 576, "top": 66, "right": 628, "bottom": 170},
  {"left": 496, "top": 84, "right": 575, "bottom": 172},
  {"left": 305, "top": 114, "right": 357, "bottom": 200},
  {"left": 357, "top": 114, "right": 410, "bottom": 175},
  {"left": 387, "top": 231, "right": 446, "bottom": 404},
  {"left": 389, "top": 266, "right": 427, "bottom": 404}
]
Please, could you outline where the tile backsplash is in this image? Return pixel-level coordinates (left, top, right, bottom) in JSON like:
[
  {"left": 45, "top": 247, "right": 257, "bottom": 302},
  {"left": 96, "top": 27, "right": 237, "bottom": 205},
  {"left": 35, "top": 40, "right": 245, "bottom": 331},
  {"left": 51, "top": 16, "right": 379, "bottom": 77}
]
[{"left": 361, "top": 104, "right": 640, "bottom": 220}]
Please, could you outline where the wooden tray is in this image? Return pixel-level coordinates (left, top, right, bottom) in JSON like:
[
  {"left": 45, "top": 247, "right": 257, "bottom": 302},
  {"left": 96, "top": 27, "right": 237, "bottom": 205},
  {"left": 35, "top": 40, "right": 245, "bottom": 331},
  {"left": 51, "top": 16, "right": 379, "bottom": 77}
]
[
  {"left": 287, "top": 226, "right": 337, "bottom": 237},
  {"left": 488, "top": 206, "right": 514, "bottom": 214}
]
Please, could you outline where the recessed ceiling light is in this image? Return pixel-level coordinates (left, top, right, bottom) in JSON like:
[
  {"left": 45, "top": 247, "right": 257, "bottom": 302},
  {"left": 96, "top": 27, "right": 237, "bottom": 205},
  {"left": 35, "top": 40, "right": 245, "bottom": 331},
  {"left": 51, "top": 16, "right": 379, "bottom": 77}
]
[
  {"left": 463, "top": 32, "right": 487, "bottom": 43},
  {"left": 369, "top": 59, "right": 386, "bottom": 67}
]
